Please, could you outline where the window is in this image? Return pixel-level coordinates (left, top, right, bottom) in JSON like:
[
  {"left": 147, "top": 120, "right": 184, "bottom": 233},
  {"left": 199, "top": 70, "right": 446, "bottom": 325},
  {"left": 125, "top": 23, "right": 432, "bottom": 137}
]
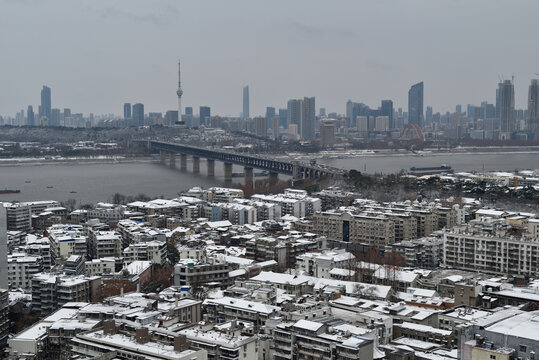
[
  {"left": 490, "top": 355, "right": 496, "bottom": 359},
  {"left": 519, "top": 345, "right": 527, "bottom": 352}
]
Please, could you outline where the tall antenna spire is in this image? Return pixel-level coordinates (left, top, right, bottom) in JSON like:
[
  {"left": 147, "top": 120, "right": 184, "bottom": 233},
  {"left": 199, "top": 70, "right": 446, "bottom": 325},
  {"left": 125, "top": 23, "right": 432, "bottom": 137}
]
[{"left": 176, "top": 59, "right": 183, "bottom": 124}]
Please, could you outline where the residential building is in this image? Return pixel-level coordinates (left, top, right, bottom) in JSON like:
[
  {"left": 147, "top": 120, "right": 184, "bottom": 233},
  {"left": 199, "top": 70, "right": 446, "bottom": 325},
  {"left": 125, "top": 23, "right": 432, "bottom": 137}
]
[
  {"left": 8, "top": 253, "right": 43, "bottom": 290},
  {"left": 174, "top": 258, "right": 231, "bottom": 288},
  {"left": 123, "top": 102, "right": 131, "bottom": 120},
  {"left": 132, "top": 103, "right": 144, "bottom": 126}
]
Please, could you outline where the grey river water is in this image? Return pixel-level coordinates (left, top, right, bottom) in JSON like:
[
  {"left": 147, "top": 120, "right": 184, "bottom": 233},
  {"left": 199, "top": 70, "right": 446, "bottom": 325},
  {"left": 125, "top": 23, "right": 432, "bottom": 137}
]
[
  {"left": 0, "top": 159, "right": 248, "bottom": 204},
  {"left": 0, "top": 151, "right": 537, "bottom": 204},
  {"left": 319, "top": 151, "right": 539, "bottom": 174}
]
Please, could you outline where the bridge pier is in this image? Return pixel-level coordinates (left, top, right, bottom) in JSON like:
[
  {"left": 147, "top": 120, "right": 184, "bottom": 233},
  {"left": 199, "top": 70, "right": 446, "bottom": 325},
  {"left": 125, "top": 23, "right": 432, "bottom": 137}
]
[
  {"left": 244, "top": 167, "right": 254, "bottom": 192},
  {"left": 193, "top": 156, "right": 200, "bottom": 174},
  {"left": 180, "top": 154, "right": 187, "bottom": 170},
  {"left": 169, "top": 152, "right": 176, "bottom": 168},
  {"left": 160, "top": 150, "right": 166, "bottom": 164},
  {"left": 207, "top": 159, "right": 215, "bottom": 177},
  {"left": 269, "top": 172, "right": 279, "bottom": 186},
  {"left": 224, "top": 162, "right": 233, "bottom": 182}
]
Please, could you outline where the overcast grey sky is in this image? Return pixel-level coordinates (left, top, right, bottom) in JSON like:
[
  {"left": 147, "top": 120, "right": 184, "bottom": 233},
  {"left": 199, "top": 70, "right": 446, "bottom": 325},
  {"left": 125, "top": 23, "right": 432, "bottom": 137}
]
[{"left": 1, "top": 0, "right": 538, "bottom": 117}]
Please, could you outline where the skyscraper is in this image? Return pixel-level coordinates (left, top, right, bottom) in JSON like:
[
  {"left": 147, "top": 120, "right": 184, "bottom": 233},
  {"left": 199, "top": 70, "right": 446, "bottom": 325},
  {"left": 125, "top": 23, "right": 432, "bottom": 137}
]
[
  {"left": 528, "top": 79, "right": 539, "bottom": 139},
  {"left": 499, "top": 79, "right": 514, "bottom": 140},
  {"left": 495, "top": 81, "right": 503, "bottom": 119},
  {"left": 279, "top": 108, "right": 288, "bottom": 128},
  {"left": 242, "top": 86, "right": 249, "bottom": 118},
  {"left": 0, "top": 205, "right": 7, "bottom": 290},
  {"left": 124, "top": 103, "right": 131, "bottom": 120},
  {"left": 301, "top": 97, "right": 316, "bottom": 141},
  {"left": 381, "top": 100, "right": 393, "bottom": 129},
  {"left": 408, "top": 81, "right": 424, "bottom": 127},
  {"left": 426, "top": 106, "right": 433, "bottom": 125},
  {"left": 199, "top": 106, "right": 211, "bottom": 126},
  {"left": 40, "top": 85, "right": 51, "bottom": 120},
  {"left": 27, "top": 105, "right": 34, "bottom": 126},
  {"left": 265, "top": 107, "right": 275, "bottom": 121},
  {"left": 185, "top": 107, "right": 193, "bottom": 116},
  {"left": 287, "top": 99, "right": 302, "bottom": 132},
  {"left": 132, "top": 103, "right": 144, "bottom": 126},
  {"left": 177, "top": 60, "right": 183, "bottom": 122}
]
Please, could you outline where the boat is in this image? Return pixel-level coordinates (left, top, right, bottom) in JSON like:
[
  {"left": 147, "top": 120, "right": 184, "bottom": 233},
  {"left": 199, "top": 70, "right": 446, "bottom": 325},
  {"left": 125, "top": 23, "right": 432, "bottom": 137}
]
[
  {"left": 231, "top": 173, "right": 244, "bottom": 178},
  {"left": 70, "top": 191, "right": 77, "bottom": 194},
  {"left": 254, "top": 171, "right": 269, "bottom": 177},
  {"left": 47, "top": 186, "right": 54, "bottom": 189},
  {"left": 409, "top": 164, "right": 453, "bottom": 176},
  {"left": 0, "top": 189, "right": 20, "bottom": 194},
  {"left": 25, "top": 180, "right": 31, "bottom": 183}
]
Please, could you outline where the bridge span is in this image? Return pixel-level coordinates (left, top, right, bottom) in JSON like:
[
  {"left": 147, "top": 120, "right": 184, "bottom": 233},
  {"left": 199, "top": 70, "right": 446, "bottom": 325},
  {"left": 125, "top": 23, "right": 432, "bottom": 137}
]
[{"left": 144, "top": 140, "right": 344, "bottom": 184}]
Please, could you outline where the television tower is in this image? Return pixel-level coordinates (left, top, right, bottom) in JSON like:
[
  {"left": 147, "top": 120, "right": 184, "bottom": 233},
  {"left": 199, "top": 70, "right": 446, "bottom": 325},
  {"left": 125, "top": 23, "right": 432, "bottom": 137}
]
[{"left": 176, "top": 59, "right": 183, "bottom": 124}]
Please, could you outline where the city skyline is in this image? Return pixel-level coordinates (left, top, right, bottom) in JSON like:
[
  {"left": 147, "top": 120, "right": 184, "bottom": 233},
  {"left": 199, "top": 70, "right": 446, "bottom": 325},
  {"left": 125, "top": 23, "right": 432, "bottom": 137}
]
[{"left": 1, "top": 0, "right": 539, "bottom": 117}]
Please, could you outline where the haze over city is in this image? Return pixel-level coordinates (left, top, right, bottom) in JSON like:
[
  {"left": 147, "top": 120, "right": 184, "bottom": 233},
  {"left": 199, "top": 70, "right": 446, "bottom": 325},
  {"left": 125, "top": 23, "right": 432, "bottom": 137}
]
[{"left": 1, "top": 0, "right": 539, "bottom": 117}]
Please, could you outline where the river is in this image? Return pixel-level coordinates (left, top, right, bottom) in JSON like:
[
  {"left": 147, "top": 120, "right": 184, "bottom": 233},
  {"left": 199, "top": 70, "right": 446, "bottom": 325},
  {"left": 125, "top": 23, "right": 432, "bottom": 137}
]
[
  {"left": 0, "top": 159, "right": 248, "bottom": 204},
  {"left": 0, "top": 151, "right": 538, "bottom": 204},
  {"left": 319, "top": 151, "right": 539, "bottom": 174}
]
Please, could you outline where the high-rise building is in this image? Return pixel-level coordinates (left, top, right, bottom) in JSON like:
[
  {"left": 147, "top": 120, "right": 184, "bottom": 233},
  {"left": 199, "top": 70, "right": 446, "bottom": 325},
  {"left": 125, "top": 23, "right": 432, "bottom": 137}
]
[
  {"left": 27, "top": 105, "right": 34, "bottom": 126},
  {"left": 165, "top": 110, "right": 179, "bottom": 125},
  {"left": 255, "top": 116, "right": 267, "bottom": 138},
  {"left": 381, "top": 100, "right": 393, "bottom": 129},
  {"left": 287, "top": 99, "right": 302, "bottom": 132},
  {"left": 265, "top": 107, "right": 275, "bottom": 128},
  {"left": 132, "top": 103, "right": 144, "bottom": 126},
  {"left": 301, "top": 97, "right": 316, "bottom": 141},
  {"left": 123, "top": 103, "right": 131, "bottom": 120},
  {"left": 426, "top": 106, "right": 433, "bottom": 125},
  {"left": 408, "top": 81, "right": 424, "bottom": 127},
  {"left": 278, "top": 108, "right": 288, "bottom": 128},
  {"left": 243, "top": 86, "right": 249, "bottom": 118},
  {"left": 319, "top": 108, "right": 326, "bottom": 118},
  {"left": 50, "top": 108, "right": 61, "bottom": 126},
  {"left": 0, "top": 206, "right": 7, "bottom": 290},
  {"left": 496, "top": 81, "right": 503, "bottom": 119},
  {"left": 499, "top": 79, "right": 515, "bottom": 140},
  {"left": 527, "top": 79, "right": 539, "bottom": 139},
  {"left": 199, "top": 106, "right": 211, "bottom": 126},
  {"left": 185, "top": 107, "right": 193, "bottom": 116},
  {"left": 272, "top": 116, "right": 280, "bottom": 140},
  {"left": 320, "top": 119, "right": 336, "bottom": 147},
  {"left": 40, "top": 85, "right": 51, "bottom": 120},
  {"left": 456, "top": 104, "right": 462, "bottom": 114}
]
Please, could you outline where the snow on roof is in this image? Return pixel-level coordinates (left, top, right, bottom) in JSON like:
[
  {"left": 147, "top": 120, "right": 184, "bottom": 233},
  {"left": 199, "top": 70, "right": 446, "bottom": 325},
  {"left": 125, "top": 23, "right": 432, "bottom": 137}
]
[
  {"left": 205, "top": 220, "right": 233, "bottom": 228},
  {"left": 294, "top": 319, "right": 324, "bottom": 331},
  {"left": 392, "top": 337, "right": 441, "bottom": 350},
  {"left": 374, "top": 268, "right": 418, "bottom": 283},
  {"left": 397, "top": 322, "right": 452, "bottom": 336},
  {"left": 125, "top": 261, "right": 152, "bottom": 275},
  {"left": 329, "top": 268, "right": 356, "bottom": 277},
  {"left": 251, "top": 271, "right": 392, "bottom": 299},
  {"left": 486, "top": 310, "right": 539, "bottom": 341},
  {"left": 203, "top": 297, "right": 280, "bottom": 315}
]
